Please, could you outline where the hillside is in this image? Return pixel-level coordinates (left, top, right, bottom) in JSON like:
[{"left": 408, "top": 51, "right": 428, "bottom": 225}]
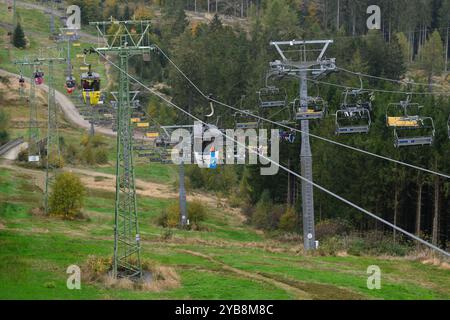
[{"left": 0, "top": 0, "right": 449, "bottom": 301}]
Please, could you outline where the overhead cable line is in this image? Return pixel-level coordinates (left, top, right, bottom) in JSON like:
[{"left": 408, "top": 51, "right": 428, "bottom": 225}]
[
  {"left": 336, "top": 67, "right": 447, "bottom": 89},
  {"left": 94, "top": 49, "right": 450, "bottom": 258},
  {"left": 152, "top": 45, "right": 450, "bottom": 180}
]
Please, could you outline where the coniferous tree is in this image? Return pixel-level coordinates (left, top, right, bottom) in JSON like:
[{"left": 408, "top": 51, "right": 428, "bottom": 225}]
[
  {"left": 12, "top": 23, "right": 26, "bottom": 49},
  {"left": 420, "top": 30, "right": 444, "bottom": 90}
]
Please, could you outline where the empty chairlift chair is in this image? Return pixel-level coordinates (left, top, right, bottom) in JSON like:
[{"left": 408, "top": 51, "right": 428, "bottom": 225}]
[
  {"left": 258, "top": 86, "right": 287, "bottom": 108},
  {"left": 335, "top": 89, "right": 372, "bottom": 135},
  {"left": 234, "top": 111, "right": 259, "bottom": 130},
  {"left": 386, "top": 99, "right": 435, "bottom": 148}
]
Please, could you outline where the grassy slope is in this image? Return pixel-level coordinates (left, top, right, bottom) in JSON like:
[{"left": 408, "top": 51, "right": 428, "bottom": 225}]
[{"left": 0, "top": 167, "right": 449, "bottom": 300}]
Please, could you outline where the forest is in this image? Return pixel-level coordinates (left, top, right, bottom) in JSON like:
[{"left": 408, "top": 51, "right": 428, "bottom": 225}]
[{"left": 68, "top": 0, "right": 450, "bottom": 251}]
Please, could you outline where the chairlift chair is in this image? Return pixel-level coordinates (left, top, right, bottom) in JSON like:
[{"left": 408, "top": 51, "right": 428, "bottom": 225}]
[
  {"left": 386, "top": 100, "right": 435, "bottom": 148},
  {"left": 335, "top": 89, "right": 372, "bottom": 135},
  {"left": 258, "top": 86, "right": 287, "bottom": 108},
  {"left": 234, "top": 111, "right": 259, "bottom": 130}
]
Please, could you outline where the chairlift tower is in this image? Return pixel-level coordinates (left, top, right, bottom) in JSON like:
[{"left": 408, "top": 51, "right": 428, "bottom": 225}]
[
  {"left": 13, "top": 58, "right": 44, "bottom": 165},
  {"left": 90, "top": 19, "right": 152, "bottom": 279},
  {"left": 57, "top": 28, "right": 80, "bottom": 77},
  {"left": 35, "top": 48, "right": 66, "bottom": 215},
  {"left": 269, "top": 40, "right": 335, "bottom": 251}
]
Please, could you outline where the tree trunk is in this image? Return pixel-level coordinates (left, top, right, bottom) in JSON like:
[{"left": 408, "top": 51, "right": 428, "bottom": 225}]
[
  {"left": 287, "top": 159, "right": 291, "bottom": 206},
  {"left": 446, "top": 26, "right": 449, "bottom": 72},
  {"left": 432, "top": 176, "right": 440, "bottom": 245},
  {"left": 394, "top": 185, "right": 399, "bottom": 242},
  {"left": 336, "top": 0, "right": 340, "bottom": 31},
  {"left": 415, "top": 178, "right": 423, "bottom": 236}
]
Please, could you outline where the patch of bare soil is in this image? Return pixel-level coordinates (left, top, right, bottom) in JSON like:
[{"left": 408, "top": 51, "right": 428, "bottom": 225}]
[
  {"left": 422, "top": 258, "right": 450, "bottom": 270},
  {"left": 257, "top": 272, "right": 366, "bottom": 300},
  {"left": 67, "top": 167, "right": 247, "bottom": 222}
]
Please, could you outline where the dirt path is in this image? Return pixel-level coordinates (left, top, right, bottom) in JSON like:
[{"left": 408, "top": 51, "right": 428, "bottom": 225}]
[{"left": 178, "top": 249, "right": 311, "bottom": 300}]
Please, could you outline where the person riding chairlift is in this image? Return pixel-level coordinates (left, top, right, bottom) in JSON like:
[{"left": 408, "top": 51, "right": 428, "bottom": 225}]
[
  {"left": 65, "top": 76, "right": 76, "bottom": 94},
  {"left": 19, "top": 77, "right": 25, "bottom": 87},
  {"left": 34, "top": 71, "right": 44, "bottom": 85}
]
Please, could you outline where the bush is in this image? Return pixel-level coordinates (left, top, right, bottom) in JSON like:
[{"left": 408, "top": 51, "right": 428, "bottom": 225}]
[
  {"left": 47, "top": 153, "right": 65, "bottom": 169},
  {"left": 347, "top": 232, "right": 412, "bottom": 256},
  {"left": 82, "top": 145, "right": 95, "bottom": 165},
  {"left": 157, "top": 200, "right": 208, "bottom": 230},
  {"left": 89, "top": 135, "right": 107, "bottom": 148},
  {"left": 0, "top": 110, "right": 10, "bottom": 145},
  {"left": 17, "top": 149, "right": 28, "bottom": 162},
  {"left": 278, "top": 206, "right": 298, "bottom": 233},
  {"left": 65, "top": 143, "right": 80, "bottom": 164},
  {"left": 251, "top": 190, "right": 273, "bottom": 230},
  {"left": 315, "top": 219, "right": 351, "bottom": 240},
  {"left": 157, "top": 203, "right": 180, "bottom": 228},
  {"left": 94, "top": 147, "right": 109, "bottom": 164},
  {"left": 187, "top": 200, "right": 207, "bottom": 228},
  {"left": 49, "top": 172, "right": 85, "bottom": 219}
]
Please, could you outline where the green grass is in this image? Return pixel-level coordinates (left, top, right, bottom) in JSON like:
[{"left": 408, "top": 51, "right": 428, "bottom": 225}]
[
  {"left": 94, "top": 163, "right": 176, "bottom": 184},
  {"left": 0, "top": 166, "right": 449, "bottom": 300}
]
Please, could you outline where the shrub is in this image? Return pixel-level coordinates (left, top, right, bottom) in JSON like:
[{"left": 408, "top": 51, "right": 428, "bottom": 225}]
[
  {"left": 0, "top": 110, "right": 10, "bottom": 145},
  {"left": 157, "top": 203, "right": 180, "bottom": 228},
  {"left": 65, "top": 143, "right": 80, "bottom": 164},
  {"left": 94, "top": 147, "right": 109, "bottom": 164},
  {"left": 251, "top": 190, "right": 273, "bottom": 230},
  {"left": 89, "top": 135, "right": 107, "bottom": 148},
  {"left": 315, "top": 219, "right": 352, "bottom": 240},
  {"left": 49, "top": 172, "right": 85, "bottom": 219},
  {"left": 187, "top": 200, "right": 207, "bottom": 227},
  {"left": 17, "top": 149, "right": 28, "bottom": 162},
  {"left": 278, "top": 206, "right": 298, "bottom": 233},
  {"left": 47, "top": 153, "right": 65, "bottom": 169},
  {"left": 80, "top": 134, "right": 90, "bottom": 147},
  {"left": 82, "top": 145, "right": 95, "bottom": 165}
]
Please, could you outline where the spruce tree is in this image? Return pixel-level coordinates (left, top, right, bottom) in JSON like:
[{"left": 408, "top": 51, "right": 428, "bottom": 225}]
[{"left": 12, "top": 23, "right": 26, "bottom": 49}]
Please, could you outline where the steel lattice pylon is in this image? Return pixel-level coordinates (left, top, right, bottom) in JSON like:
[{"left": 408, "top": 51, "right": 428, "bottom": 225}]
[
  {"left": 28, "top": 67, "right": 40, "bottom": 160},
  {"left": 90, "top": 19, "right": 152, "bottom": 279},
  {"left": 40, "top": 56, "right": 65, "bottom": 215},
  {"left": 269, "top": 40, "right": 335, "bottom": 251},
  {"left": 13, "top": 58, "right": 43, "bottom": 163}
]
